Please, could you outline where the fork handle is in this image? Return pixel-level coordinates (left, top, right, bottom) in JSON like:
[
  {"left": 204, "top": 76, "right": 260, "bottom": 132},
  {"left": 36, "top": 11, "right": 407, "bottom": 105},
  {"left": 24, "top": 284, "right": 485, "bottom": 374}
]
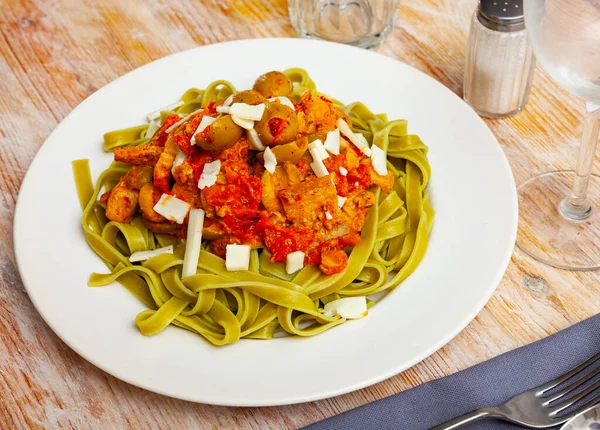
[{"left": 430, "top": 407, "right": 501, "bottom": 430}]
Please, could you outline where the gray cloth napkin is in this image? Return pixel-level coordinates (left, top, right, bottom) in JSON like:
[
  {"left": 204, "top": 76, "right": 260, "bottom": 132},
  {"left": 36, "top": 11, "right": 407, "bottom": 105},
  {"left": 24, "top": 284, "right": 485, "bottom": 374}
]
[{"left": 304, "top": 313, "right": 600, "bottom": 430}]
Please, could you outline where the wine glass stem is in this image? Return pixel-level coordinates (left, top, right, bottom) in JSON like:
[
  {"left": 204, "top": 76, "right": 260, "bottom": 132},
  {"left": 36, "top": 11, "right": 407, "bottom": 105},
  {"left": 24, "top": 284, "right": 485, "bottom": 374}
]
[{"left": 560, "top": 103, "right": 600, "bottom": 221}]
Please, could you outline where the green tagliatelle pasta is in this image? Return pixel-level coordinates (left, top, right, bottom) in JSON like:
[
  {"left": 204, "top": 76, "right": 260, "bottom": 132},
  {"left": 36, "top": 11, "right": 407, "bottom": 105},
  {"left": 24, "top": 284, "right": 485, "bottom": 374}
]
[{"left": 73, "top": 68, "right": 434, "bottom": 346}]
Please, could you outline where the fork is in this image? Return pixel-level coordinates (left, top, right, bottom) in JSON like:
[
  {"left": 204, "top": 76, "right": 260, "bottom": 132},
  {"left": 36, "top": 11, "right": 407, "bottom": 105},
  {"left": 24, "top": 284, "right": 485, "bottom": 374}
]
[{"left": 432, "top": 351, "right": 600, "bottom": 429}]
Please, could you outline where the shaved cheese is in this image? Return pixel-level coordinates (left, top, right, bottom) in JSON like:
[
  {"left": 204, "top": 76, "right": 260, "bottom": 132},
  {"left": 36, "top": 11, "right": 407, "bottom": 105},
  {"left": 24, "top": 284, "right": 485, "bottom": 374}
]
[
  {"left": 147, "top": 100, "right": 184, "bottom": 121},
  {"left": 171, "top": 148, "right": 187, "bottom": 175},
  {"left": 339, "top": 166, "right": 348, "bottom": 176},
  {"left": 166, "top": 108, "right": 203, "bottom": 133},
  {"left": 190, "top": 116, "right": 217, "bottom": 145},
  {"left": 181, "top": 209, "right": 205, "bottom": 278},
  {"left": 145, "top": 119, "right": 161, "bottom": 139},
  {"left": 129, "top": 245, "right": 173, "bottom": 263},
  {"left": 371, "top": 145, "right": 388, "bottom": 176},
  {"left": 336, "top": 118, "right": 372, "bottom": 157},
  {"left": 268, "top": 96, "right": 295, "bottom": 110},
  {"left": 323, "top": 297, "right": 368, "bottom": 319},
  {"left": 197, "top": 160, "right": 221, "bottom": 189},
  {"left": 226, "top": 244, "right": 251, "bottom": 271},
  {"left": 286, "top": 251, "right": 305, "bottom": 274},
  {"left": 216, "top": 106, "right": 230, "bottom": 114},
  {"left": 323, "top": 129, "right": 340, "bottom": 155},
  {"left": 223, "top": 94, "right": 234, "bottom": 107},
  {"left": 231, "top": 115, "right": 254, "bottom": 130},
  {"left": 229, "top": 103, "right": 266, "bottom": 121},
  {"left": 308, "top": 139, "right": 329, "bottom": 160},
  {"left": 153, "top": 194, "right": 190, "bottom": 224},
  {"left": 337, "top": 196, "right": 347, "bottom": 208},
  {"left": 325, "top": 211, "right": 333, "bottom": 220},
  {"left": 310, "top": 157, "right": 329, "bottom": 178},
  {"left": 247, "top": 129, "right": 266, "bottom": 151},
  {"left": 264, "top": 146, "right": 277, "bottom": 173}
]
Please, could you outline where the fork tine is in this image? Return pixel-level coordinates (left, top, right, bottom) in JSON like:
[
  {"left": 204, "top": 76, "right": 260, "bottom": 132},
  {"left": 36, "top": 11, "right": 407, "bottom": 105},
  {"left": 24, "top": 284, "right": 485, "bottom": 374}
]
[
  {"left": 537, "top": 351, "right": 600, "bottom": 395},
  {"left": 543, "top": 364, "right": 600, "bottom": 405},
  {"left": 554, "top": 392, "right": 600, "bottom": 422},
  {"left": 549, "top": 379, "right": 600, "bottom": 416}
]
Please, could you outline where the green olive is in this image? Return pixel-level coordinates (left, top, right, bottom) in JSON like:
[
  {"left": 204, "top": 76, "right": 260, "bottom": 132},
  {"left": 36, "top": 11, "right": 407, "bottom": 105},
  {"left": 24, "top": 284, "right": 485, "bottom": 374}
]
[
  {"left": 195, "top": 115, "right": 243, "bottom": 151},
  {"left": 253, "top": 71, "right": 293, "bottom": 98},
  {"left": 270, "top": 136, "right": 308, "bottom": 164},
  {"left": 255, "top": 102, "right": 298, "bottom": 146},
  {"left": 231, "top": 90, "right": 267, "bottom": 105}
]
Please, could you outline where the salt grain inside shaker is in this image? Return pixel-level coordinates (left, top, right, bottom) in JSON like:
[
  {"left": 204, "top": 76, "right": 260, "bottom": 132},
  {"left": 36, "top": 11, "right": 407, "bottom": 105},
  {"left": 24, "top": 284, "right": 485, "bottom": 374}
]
[{"left": 463, "top": 0, "right": 536, "bottom": 118}]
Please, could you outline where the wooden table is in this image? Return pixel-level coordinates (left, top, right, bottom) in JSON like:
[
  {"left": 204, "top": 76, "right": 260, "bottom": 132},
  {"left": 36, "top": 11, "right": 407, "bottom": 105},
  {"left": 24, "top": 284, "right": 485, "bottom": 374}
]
[{"left": 1, "top": 0, "right": 599, "bottom": 428}]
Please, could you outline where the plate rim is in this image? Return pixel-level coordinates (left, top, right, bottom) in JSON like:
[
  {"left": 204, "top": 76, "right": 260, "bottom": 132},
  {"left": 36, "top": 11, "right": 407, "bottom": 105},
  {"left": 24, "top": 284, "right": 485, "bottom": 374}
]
[{"left": 13, "top": 37, "right": 518, "bottom": 406}]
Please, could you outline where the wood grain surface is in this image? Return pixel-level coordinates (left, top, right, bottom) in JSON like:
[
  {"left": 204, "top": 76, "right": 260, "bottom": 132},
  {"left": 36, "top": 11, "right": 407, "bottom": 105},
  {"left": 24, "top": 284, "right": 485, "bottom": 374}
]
[{"left": 1, "top": 0, "right": 600, "bottom": 428}]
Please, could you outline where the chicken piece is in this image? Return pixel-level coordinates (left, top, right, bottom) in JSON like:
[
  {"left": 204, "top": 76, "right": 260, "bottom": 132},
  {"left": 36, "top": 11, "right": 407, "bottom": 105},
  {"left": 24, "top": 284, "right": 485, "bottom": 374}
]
[
  {"left": 296, "top": 91, "right": 346, "bottom": 136},
  {"left": 342, "top": 189, "right": 376, "bottom": 232},
  {"left": 153, "top": 137, "right": 178, "bottom": 193},
  {"left": 124, "top": 165, "right": 154, "bottom": 190},
  {"left": 138, "top": 183, "right": 165, "bottom": 222},
  {"left": 279, "top": 176, "right": 337, "bottom": 225},
  {"left": 319, "top": 250, "right": 348, "bottom": 275},
  {"left": 114, "top": 145, "right": 163, "bottom": 166},
  {"left": 172, "top": 159, "right": 195, "bottom": 187},
  {"left": 370, "top": 167, "right": 395, "bottom": 193},
  {"left": 105, "top": 180, "right": 139, "bottom": 223}
]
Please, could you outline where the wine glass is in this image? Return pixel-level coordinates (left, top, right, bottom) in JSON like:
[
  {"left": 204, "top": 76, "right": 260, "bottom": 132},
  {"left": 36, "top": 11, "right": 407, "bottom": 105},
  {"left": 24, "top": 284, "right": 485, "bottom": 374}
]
[{"left": 519, "top": 0, "right": 600, "bottom": 270}]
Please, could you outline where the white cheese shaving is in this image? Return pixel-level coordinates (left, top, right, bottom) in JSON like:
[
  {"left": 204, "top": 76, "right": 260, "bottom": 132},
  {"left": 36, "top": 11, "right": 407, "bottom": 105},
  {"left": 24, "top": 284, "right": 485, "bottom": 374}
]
[
  {"left": 231, "top": 115, "right": 254, "bottom": 130},
  {"left": 323, "top": 129, "right": 341, "bottom": 155},
  {"left": 264, "top": 146, "right": 277, "bottom": 173},
  {"left": 197, "top": 160, "right": 221, "bottom": 190},
  {"left": 225, "top": 244, "right": 251, "bottom": 271},
  {"left": 147, "top": 101, "right": 184, "bottom": 121},
  {"left": 308, "top": 139, "right": 329, "bottom": 161},
  {"left": 286, "top": 251, "right": 305, "bottom": 274},
  {"left": 325, "top": 212, "right": 333, "bottom": 220},
  {"left": 129, "top": 245, "right": 173, "bottom": 263},
  {"left": 223, "top": 94, "right": 234, "bottom": 107},
  {"left": 145, "top": 119, "right": 161, "bottom": 139},
  {"left": 337, "top": 196, "right": 347, "bottom": 208},
  {"left": 371, "top": 145, "right": 388, "bottom": 176},
  {"left": 336, "top": 118, "right": 372, "bottom": 157},
  {"left": 153, "top": 194, "right": 191, "bottom": 224},
  {"left": 247, "top": 129, "right": 266, "bottom": 151},
  {"left": 268, "top": 96, "right": 295, "bottom": 110},
  {"left": 190, "top": 116, "right": 217, "bottom": 145},
  {"left": 228, "top": 103, "right": 266, "bottom": 121},
  {"left": 171, "top": 148, "right": 187, "bottom": 175},
  {"left": 323, "top": 297, "right": 368, "bottom": 319},
  {"left": 310, "top": 157, "right": 329, "bottom": 178},
  {"left": 339, "top": 166, "right": 348, "bottom": 176},
  {"left": 165, "top": 108, "right": 203, "bottom": 133},
  {"left": 181, "top": 209, "right": 205, "bottom": 278},
  {"left": 216, "top": 106, "right": 230, "bottom": 114}
]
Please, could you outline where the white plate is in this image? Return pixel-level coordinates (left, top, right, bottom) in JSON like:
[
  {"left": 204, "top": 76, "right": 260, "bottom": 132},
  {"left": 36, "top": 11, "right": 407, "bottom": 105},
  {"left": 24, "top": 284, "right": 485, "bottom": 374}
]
[{"left": 14, "top": 38, "right": 517, "bottom": 406}]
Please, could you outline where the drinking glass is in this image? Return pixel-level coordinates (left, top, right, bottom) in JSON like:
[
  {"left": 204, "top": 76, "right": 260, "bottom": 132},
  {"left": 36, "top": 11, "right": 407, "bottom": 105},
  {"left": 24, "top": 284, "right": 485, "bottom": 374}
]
[
  {"left": 519, "top": 0, "right": 600, "bottom": 269},
  {"left": 288, "top": 0, "right": 400, "bottom": 49}
]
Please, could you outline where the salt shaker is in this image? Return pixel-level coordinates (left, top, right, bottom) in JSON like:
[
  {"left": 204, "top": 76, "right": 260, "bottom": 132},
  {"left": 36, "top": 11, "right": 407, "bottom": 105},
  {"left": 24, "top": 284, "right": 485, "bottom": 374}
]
[{"left": 463, "top": 0, "right": 536, "bottom": 118}]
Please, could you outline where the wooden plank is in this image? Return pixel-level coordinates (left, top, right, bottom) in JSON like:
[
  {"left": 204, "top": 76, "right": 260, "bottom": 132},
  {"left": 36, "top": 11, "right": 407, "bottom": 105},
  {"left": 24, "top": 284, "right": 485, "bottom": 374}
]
[{"left": 0, "top": 0, "right": 599, "bottom": 428}]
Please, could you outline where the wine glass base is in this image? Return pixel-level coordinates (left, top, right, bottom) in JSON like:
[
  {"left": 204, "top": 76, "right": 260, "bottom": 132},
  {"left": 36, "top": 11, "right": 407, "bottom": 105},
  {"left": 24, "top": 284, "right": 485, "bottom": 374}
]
[{"left": 517, "top": 170, "right": 600, "bottom": 270}]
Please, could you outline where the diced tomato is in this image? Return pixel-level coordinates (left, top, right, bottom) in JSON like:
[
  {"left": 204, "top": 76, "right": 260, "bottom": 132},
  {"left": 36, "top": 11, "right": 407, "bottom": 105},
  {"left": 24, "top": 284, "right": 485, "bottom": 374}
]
[
  {"left": 151, "top": 114, "right": 180, "bottom": 148},
  {"left": 319, "top": 250, "right": 348, "bottom": 275},
  {"left": 263, "top": 225, "right": 315, "bottom": 262},
  {"left": 347, "top": 163, "right": 372, "bottom": 192}
]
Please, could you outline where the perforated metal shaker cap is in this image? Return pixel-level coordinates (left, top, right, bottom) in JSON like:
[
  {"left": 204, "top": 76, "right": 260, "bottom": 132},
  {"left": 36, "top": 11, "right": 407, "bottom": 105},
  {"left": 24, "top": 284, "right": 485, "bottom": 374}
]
[{"left": 478, "top": 0, "right": 525, "bottom": 31}]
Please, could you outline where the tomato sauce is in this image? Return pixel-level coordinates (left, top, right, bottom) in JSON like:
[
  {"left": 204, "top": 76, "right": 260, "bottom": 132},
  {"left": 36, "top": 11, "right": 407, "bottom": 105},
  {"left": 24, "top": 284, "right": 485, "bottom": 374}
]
[{"left": 151, "top": 114, "right": 180, "bottom": 147}]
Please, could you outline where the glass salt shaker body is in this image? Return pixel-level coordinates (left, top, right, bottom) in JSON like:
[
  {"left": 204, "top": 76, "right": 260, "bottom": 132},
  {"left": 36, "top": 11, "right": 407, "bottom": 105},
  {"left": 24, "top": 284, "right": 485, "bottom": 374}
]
[{"left": 464, "top": 0, "right": 536, "bottom": 118}]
